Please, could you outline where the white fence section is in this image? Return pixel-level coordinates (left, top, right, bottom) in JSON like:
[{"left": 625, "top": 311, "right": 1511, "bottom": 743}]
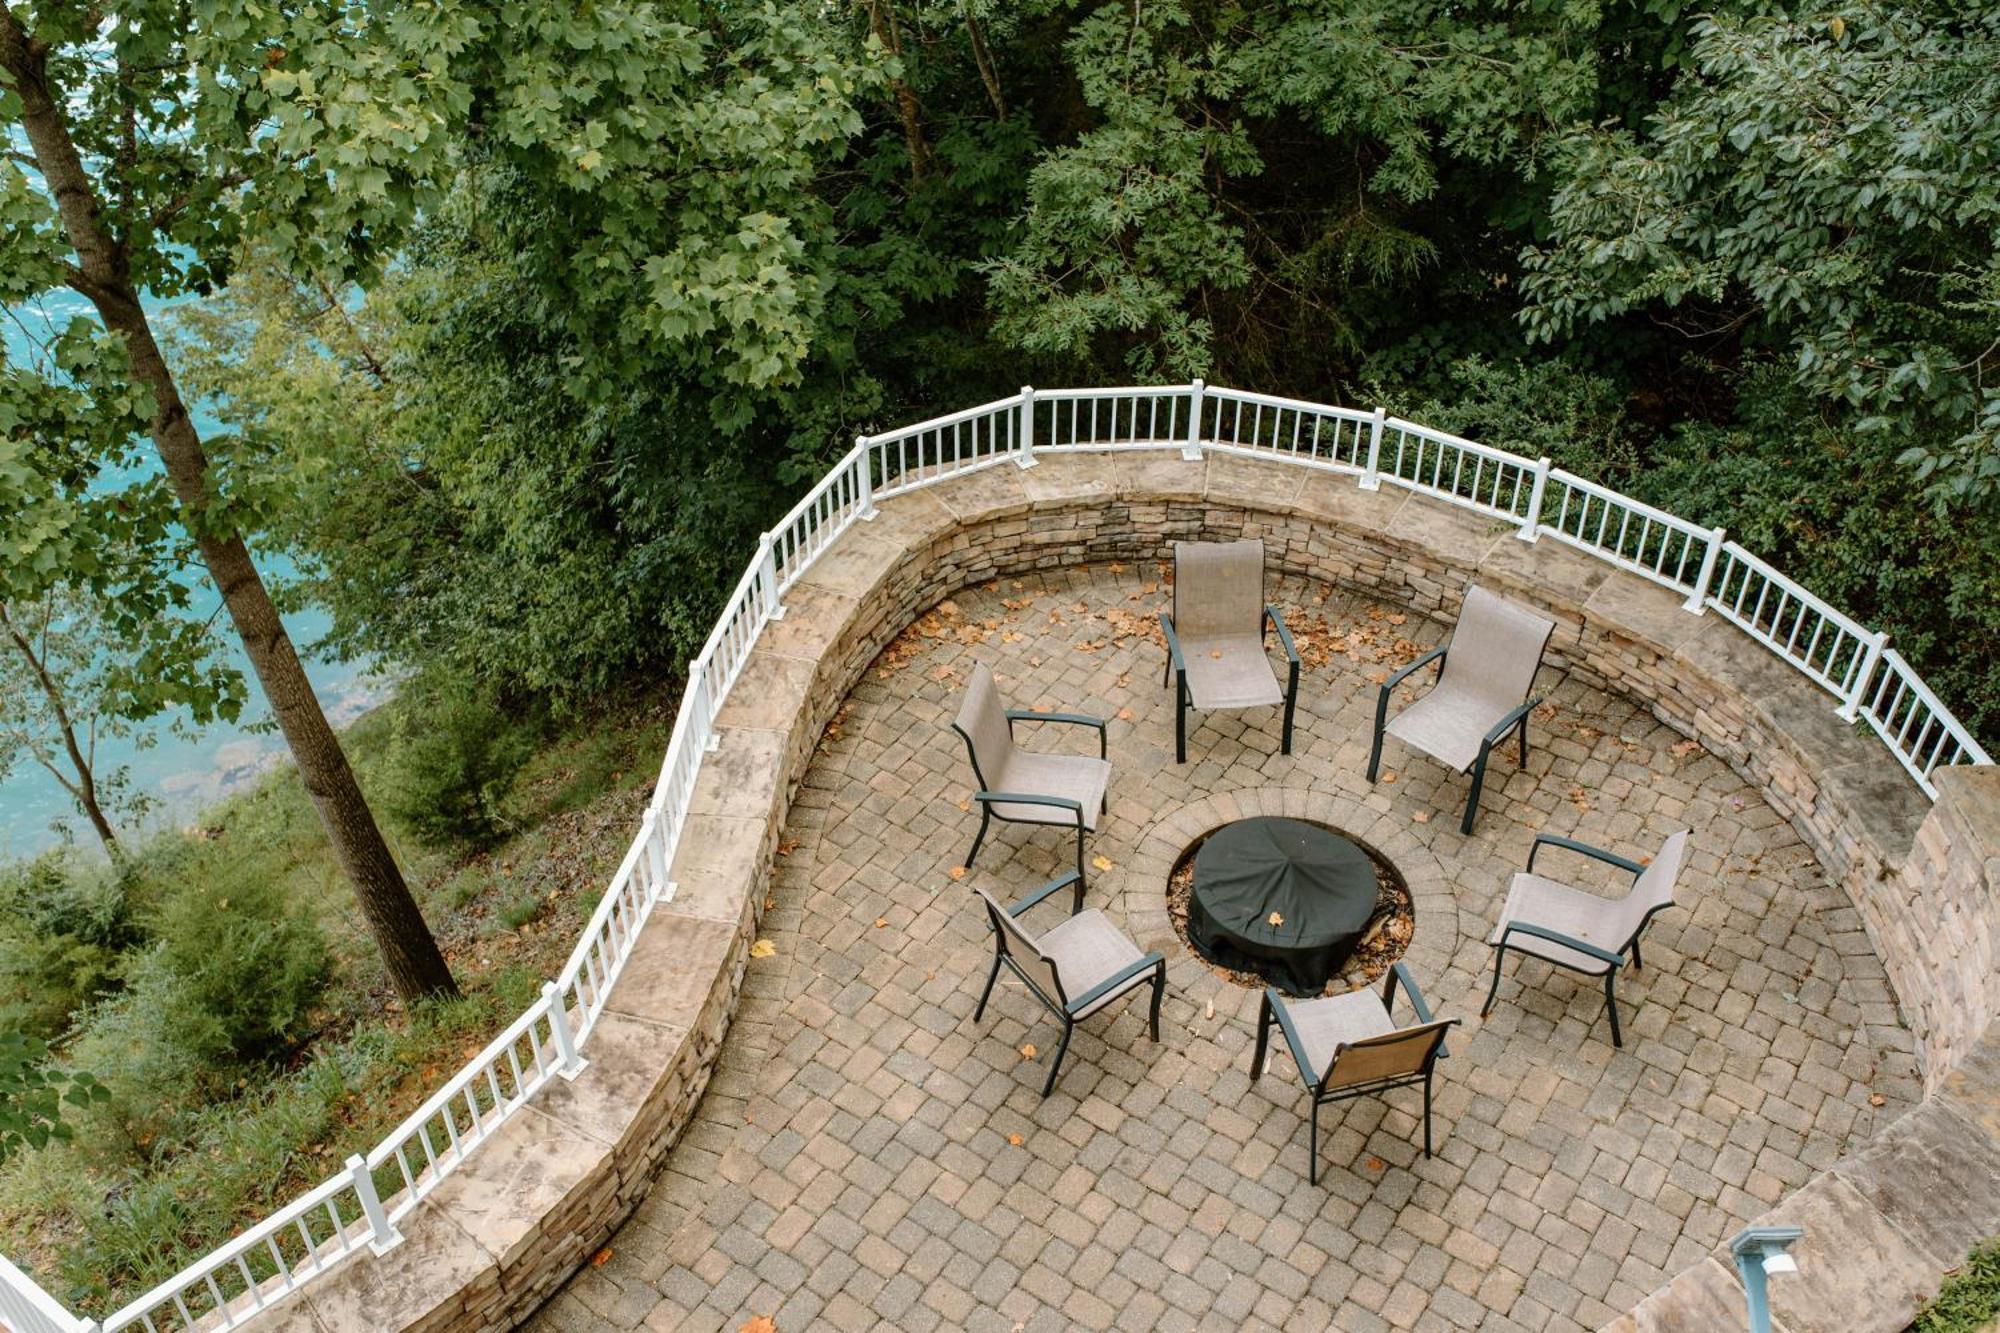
[{"left": 4, "top": 382, "right": 1987, "bottom": 1329}]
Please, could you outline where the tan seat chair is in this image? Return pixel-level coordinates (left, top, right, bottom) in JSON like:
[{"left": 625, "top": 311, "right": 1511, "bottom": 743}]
[
  {"left": 952, "top": 662, "right": 1111, "bottom": 890},
  {"left": 1367, "top": 585, "right": 1555, "bottom": 833},
  {"left": 1159, "top": 539, "right": 1300, "bottom": 763},
  {"left": 1481, "top": 829, "right": 1690, "bottom": 1047},
  {"left": 971, "top": 875, "right": 1166, "bottom": 1097},
  {"left": 1252, "top": 964, "right": 1457, "bottom": 1183}
]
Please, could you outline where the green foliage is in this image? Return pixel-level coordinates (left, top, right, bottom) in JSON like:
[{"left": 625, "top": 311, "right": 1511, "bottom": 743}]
[
  {"left": 383, "top": 674, "right": 544, "bottom": 849},
  {"left": 1913, "top": 1237, "right": 2000, "bottom": 1333},
  {"left": 0, "top": 1032, "right": 107, "bottom": 1166},
  {"left": 1521, "top": 3, "right": 2000, "bottom": 499},
  {"left": 0, "top": 853, "right": 143, "bottom": 1042},
  {"left": 1371, "top": 354, "right": 1643, "bottom": 482}
]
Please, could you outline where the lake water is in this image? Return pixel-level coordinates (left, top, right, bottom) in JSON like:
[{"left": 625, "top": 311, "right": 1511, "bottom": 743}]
[{"left": 1, "top": 290, "right": 380, "bottom": 861}]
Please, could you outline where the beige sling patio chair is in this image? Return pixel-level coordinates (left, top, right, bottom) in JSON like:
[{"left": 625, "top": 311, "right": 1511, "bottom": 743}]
[
  {"left": 1366, "top": 585, "right": 1555, "bottom": 833},
  {"left": 1159, "top": 538, "right": 1300, "bottom": 764},
  {"left": 971, "top": 875, "right": 1166, "bottom": 1097},
  {"left": 1481, "top": 829, "right": 1690, "bottom": 1047},
  {"left": 952, "top": 662, "right": 1111, "bottom": 891},
  {"left": 1252, "top": 963, "right": 1457, "bottom": 1183}
]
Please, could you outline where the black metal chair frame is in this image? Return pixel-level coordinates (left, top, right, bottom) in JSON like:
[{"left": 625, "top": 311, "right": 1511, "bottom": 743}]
[
  {"left": 1365, "top": 644, "right": 1546, "bottom": 834},
  {"left": 1159, "top": 606, "right": 1300, "bottom": 764},
  {"left": 1252, "top": 962, "right": 1455, "bottom": 1184},
  {"left": 952, "top": 708, "right": 1108, "bottom": 889},
  {"left": 972, "top": 872, "right": 1167, "bottom": 1097},
  {"left": 1480, "top": 834, "right": 1675, "bottom": 1048}
]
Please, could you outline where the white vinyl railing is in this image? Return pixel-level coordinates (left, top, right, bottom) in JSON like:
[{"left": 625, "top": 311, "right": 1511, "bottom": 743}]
[{"left": 4, "top": 382, "right": 1987, "bottom": 1328}]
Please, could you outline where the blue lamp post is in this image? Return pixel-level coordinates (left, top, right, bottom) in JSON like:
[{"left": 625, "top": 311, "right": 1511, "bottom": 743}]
[{"left": 1730, "top": 1225, "right": 1804, "bottom": 1333}]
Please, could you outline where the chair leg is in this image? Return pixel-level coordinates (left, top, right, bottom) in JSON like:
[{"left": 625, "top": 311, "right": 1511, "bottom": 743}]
[
  {"left": 1252, "top": 995, "right": 1272, "bottom": 1080},
  {"left": 1042, "top": 1022, "right": 1073, "bottom": 1098},
  {"left": 1175, "top": 674, "right": 1187, "bottom": 764},
  {"left": 1480, "top": 946, "right": 1507, "bottom": 1018},
  {"left": 1366, "top": 710, "right": 1386, "bottom": 781},
  {"left": 1461, "top": 750, "right": 1489, "bottom": 835},
  {"left": 1629, "top": 939, "right": 1643, "bottom": 973},
  {"left": 1281, "top": 663, "right": 1298, "bottom": 755},
  {"left": 966, "top": 807, "right": 992, "bottom": 869},
  {"left": 974, "top": 949, "right": 1003, "bottom": 1023},
  {"left": 1604, "top": 972, "right": 1623, "bottom": 1048},
  {"left": 1516, "top": 711, "right": 1531, "bottom": 766},
  {"left": 1309, "top": 1100, "right": 1321, "bottom": 1186},
  {"left": 1423, "top": 1071, "right": 1435, "bottom": 1158},
  {"left": 1074, "top": 831, "right": 1088, "bottom": 902},
  {"left": 1148, "top": 968, "right": 1164, "bottom": 1042}
]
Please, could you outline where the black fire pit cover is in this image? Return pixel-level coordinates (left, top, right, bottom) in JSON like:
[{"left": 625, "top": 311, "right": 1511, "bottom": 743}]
[{"left": 1188, "top": 817, "right": 1379, "bottom": 995}]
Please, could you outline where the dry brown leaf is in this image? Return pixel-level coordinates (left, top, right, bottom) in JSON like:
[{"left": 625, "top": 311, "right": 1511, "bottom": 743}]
[
  {"left": 1267, "top": 911, "right": 1285, "bottom": 927},
  {"left": 1209, "top": 649, "right": 1223, "bottom": 659},
  {"left": 1368, "top": 670, "right": 1389, "bottom": 685},
  {"left": 1670, "top": 738, "right": 1703, "bottom": 758},
  {"left": 949, "top": 866, "right": 967, "bottom": 880},
  {"left": 1381, "top": 771, "right": 1398, "bottom": 784},
  {"left": 1116, "top": 708, "right": 1134, "bottom": 721},
  {"left": 739, "top": 1318, "right": 778, "bottom": 1333},
  {"left": 1412, "top": 810, "right": 1432, "bottom": 824},
  {"left": 1868, "top": 1093, "right": 1887, "bottom": 1108},
  {"left": 1365, "top": 1156, "right": 1385, "bottom": 1172},
  {"left": 590, "top": 1247, "right": 614, "bottom": 1267},
  {"left": 874, "top": 918, "right": 888, "bottom": 930},
  {"left": 1020, "top": 1044, "right": 1037, "bottom": 1059},
  {"left": 1007, "top": 1133, "right": 1024, "bottom": 1146},
  {"left": 749, "top": 939, "right": 777, "bottom": 959}
]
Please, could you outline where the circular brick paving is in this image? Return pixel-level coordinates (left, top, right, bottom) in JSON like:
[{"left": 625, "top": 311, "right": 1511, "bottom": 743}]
[{"left": 531, "top": 562, "right": 1919, "bottom": 1333}]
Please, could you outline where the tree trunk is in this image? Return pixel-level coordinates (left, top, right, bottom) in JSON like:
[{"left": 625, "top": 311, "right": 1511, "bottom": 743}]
[
  {"left": 3, "top": 18, "right": 459, "bottom": 1000},
  {"left": 963, "top": 8, "right": 1007, "bottom": 120},
  {"left": 865, "top": 0, "right": 935, "bottom": 184},
  {"left": 0, "top": 607, "right": 120, "bottom": 858}
]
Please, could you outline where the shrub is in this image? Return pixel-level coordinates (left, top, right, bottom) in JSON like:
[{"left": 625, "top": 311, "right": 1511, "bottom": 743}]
[
  {"left": 383, "top": 674, "right": 543, "bottom": 848},
  {"left": 1913, "top": 1238, "right": 2000, "bottom": 1332},
  {"left": 0, "top": 853, "right": 144, "bottom": 1042}
]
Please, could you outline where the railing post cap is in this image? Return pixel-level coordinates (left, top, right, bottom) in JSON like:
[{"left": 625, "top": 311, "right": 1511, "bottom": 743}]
[
  {"left": 1191, "top": 376, "right": 1205, "bottom": 388},
  {"left": 1372, "top": 405, "right": 1387, "bottom": 420},
  {"left": 345, "top": 1152, "right": 368, "bottom": 1171},
  {"left": 1020, "top": 384, "right": 1033, "bottom": 394},
  {"left": 541, "top": 980, "right": 561, "bottom": 999}
]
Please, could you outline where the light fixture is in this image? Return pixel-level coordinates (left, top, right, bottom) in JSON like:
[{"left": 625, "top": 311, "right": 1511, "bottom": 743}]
[{"left": 1730, "top": 1225, "right": 1805, "bottom": 1333}]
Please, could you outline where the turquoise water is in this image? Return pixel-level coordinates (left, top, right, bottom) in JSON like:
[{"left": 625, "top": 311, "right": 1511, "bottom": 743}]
[{"left": 1, "top": 291, "right": 380, "bottom": 860}]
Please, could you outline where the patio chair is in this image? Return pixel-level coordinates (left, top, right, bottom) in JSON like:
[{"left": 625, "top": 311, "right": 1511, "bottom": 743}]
[
  {"left": 952, "top": 661, "right": 1111, "bottom": 889},
  {"left": 1160, "top": 538, "right": 1300, "bottom": 764},
  {"left": 1366, "top": 585, "right": 1555, "bottom": 834},
  {"left": 1481, "top": 829, "right": 1690, "bottom": 1047},
  {"left": 971, "top": 874, "right": 1166, "bottom": 1097},
  {"left": 1252, "top": 963, "right": 1456, "bottom": 1183}
]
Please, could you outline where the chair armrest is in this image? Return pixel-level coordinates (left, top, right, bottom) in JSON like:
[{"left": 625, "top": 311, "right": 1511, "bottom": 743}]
[
  {"left": 1528, "top": 834, "right": 1645, "bottom": 879},
  {"left": 1159, "top": 612, "right": 1188, "bottom": 673},
  {"left": 1263, "top": 607, "right": 1300, "bottom": 665},
  {"left": 1009, "top": 871, "right": 1084, "bottom": 918},
  {"left": 1263, "top": 988, "right": 1321, "bottom": 1086},
  {"left": 968, "top": 784, "right": 1080, "bottom": 816},
  {"left": 1385, "top": 646, "right": 1446, "bottom": 693},
  {"left": 1498, "top": 920, "right": 1624, "bottom": 968},
  {"left": 1480, "top": 695, "right": 1542, "bottom": 750},
  {"left": 1384, "top": 962, "right": 1448, "bottom": 1059},
  {"left": 1007, "top": 709, "right": 1108, "bottom": 758},
  {"left": 1066, "top": 951, "right": 1164, "bottom": 1015}
]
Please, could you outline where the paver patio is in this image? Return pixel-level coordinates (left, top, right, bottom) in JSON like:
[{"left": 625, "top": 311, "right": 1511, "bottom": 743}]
[{"left": 529, "top": 561, "right": 1919, "bottom": 1333}]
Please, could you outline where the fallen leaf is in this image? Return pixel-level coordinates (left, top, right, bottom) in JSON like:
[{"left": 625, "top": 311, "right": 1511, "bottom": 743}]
[
  {"left": 949, "top": 866, "right": 967, "bottom": 880},
  {"left": 748, "top": 939, "right": 777, "bottom": 959},
  {"left": 739, "top": 1318, "right": 778, "bottom": 1333},
  {"left": 1412, "top": 810, "right": 1432, "bottom": 824},
  {"left": 1267, "top": 911, "right": 1285, "bottom": 927},
  {"left": 1020, "top": 1044, "right": 1037, "bottom": 1060},
  {"left": 1116, "top": 708, "right": 1134, "bottom": 721},
  {"left": 591, "top": 1247, "right": 614, "bottom": 1267},
  {"left": 1365, "top": 1156, "right": 1385, "bottom": 1172},
  {"left": 1381, "top": 771, "right": 1398, "bottom": 784},
  {"left": 874, "top": 918, "right": 888, "bottom": 929},
  {"left": 1868, "top": 1093, "right": 1887, "bottom": 1108},
  {"left": 1204, "top": 999, "right": 1215, "bottom": 1020},
  {"left": 1007, "top": 1133, "right": 1024, "bottom": 1146},
  {"left": 1092, "top": 855, "right": 1114, "bottom": 872},
  {"left": 1670, "top": 739, "right": 1703, "bottom": 759},
  {"left": 1210, "top": 649, "right": 1223, "bottom": 659}
]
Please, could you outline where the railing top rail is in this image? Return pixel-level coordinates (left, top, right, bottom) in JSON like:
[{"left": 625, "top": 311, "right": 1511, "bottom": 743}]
[
  {"left": 1381, "top": 415, "right": 1537, "bottom": 468},
  {"left": 1877, "top": 648, "right": 1995, "bottom": 767},
  {"left": 1034, "top": 384, "right": 1191, "bottom": 401},
  {"left": 769, "top": 439, "right": 869, "bottom": 539},
  {"left": 863, "top": 396, "right": 1016, "bottom": 444},
  {"left": 1206, "top": 385, "right": 1376, "bottom": 422},
  {"left": 1712, "top": 539, "right": 1874, "bottom": 646},
  {"left": 1546, "top": 466, "right": 1712, "bottom": 534}
]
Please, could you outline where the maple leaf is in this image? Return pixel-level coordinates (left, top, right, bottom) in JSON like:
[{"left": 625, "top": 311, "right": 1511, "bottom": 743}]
[
  {"left": 1020, "top": 1043, "right": 1037, "bottom": 1059},
  {"left": 591, "top": 1247, "right": 614, "bottom": 1267},
  {"left": 749, "top": 940, "right": 777, "bottom": 959},
  {"left": 1267, "top": 911, "right": 1284, "bottom": 927}
]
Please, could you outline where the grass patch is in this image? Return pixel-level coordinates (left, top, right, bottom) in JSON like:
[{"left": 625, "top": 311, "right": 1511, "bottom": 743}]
[
  {"left": 1913, "top": 1239, "right": 2000, "bottom": 1332},
  {"left": 0, "top": 683, "right": 677, "bottom": 1318}
]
